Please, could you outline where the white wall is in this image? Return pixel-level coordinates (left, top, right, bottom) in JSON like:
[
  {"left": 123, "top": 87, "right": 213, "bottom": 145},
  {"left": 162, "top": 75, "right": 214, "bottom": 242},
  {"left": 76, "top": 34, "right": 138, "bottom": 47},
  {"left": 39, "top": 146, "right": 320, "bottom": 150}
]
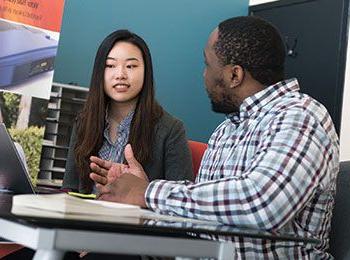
[
  {"left": 249, "top": 0, "right": 279, "bottom": 5},
  {"left": 249, "top": 0, "right": 350, "bottom": 161},
  {"left": 340, "top": 37, "right": 350, "bottom": 161}
]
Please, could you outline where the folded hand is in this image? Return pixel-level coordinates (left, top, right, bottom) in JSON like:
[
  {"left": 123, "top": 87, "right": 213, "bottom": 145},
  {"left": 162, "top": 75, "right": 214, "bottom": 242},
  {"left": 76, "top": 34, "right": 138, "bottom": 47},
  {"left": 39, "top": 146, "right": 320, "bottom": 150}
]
[
  {"left": 89, "top": 144, "right": 149, "bottom": 186},
  {"left": 89, "top": 144, "right": 150, "bottom": 207}
]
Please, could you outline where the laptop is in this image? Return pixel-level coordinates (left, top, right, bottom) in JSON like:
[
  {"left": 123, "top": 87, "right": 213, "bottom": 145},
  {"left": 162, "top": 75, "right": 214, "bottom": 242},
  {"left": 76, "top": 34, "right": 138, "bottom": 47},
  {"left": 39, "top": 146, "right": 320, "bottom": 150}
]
[{"left": 0, "top": 123, "right": 36, "bottom": 194}]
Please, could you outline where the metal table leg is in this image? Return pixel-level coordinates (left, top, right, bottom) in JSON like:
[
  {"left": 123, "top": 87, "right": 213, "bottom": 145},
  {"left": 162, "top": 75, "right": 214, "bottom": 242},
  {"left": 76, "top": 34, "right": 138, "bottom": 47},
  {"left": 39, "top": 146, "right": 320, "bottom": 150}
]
[{"left": 33, "top": 249, "right": 65, "bottom": 260}]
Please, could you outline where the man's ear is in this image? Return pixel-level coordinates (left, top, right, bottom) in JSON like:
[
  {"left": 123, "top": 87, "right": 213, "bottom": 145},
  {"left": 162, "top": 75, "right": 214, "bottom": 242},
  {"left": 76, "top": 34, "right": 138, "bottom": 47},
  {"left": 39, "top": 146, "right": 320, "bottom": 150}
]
[{"left": 223, "top": 65, "right": 244, "bottom": 89}]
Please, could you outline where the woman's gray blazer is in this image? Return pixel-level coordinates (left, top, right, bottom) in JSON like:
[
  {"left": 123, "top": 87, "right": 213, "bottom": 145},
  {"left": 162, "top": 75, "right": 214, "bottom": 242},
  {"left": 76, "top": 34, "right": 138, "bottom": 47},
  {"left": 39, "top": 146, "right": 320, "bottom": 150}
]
[{"left": 62, "top": 111, "right": 194, "bottom": 193}]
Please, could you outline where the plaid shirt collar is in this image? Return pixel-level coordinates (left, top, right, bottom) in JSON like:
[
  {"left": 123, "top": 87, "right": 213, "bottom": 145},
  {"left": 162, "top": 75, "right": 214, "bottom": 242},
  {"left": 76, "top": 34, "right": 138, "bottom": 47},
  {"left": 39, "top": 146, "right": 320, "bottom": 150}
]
[{"left": 227, "top": 78, "right": 300, "bottom": 124}]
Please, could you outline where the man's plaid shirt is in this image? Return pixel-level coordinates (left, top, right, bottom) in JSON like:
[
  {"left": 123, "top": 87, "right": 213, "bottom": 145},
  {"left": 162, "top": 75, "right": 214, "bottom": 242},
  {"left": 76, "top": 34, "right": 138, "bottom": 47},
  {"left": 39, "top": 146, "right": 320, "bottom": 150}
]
[{"left": 145, "top": 78, "right": 339, "bottom": 259}]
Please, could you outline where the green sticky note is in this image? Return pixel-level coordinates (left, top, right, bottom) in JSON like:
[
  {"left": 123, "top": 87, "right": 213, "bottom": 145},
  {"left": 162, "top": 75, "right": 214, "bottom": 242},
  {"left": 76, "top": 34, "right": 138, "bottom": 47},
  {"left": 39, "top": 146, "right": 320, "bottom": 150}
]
[{"left": 68, "top": 192, "right": 96, "bottom": 200}]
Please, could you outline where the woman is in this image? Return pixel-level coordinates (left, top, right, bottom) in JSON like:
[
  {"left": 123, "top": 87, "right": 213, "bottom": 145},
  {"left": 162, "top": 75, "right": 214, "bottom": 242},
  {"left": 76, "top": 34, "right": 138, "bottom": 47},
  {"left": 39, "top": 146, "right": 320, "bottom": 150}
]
[{"left": 62, "top": 30, "right": 193, "bottom": 194}]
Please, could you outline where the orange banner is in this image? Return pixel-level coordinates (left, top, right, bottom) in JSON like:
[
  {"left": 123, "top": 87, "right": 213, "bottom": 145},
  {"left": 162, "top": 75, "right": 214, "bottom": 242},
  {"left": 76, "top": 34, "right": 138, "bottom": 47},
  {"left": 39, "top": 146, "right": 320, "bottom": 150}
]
[{"left": 0, "top": 0, "right": 65, "bottom": 32}]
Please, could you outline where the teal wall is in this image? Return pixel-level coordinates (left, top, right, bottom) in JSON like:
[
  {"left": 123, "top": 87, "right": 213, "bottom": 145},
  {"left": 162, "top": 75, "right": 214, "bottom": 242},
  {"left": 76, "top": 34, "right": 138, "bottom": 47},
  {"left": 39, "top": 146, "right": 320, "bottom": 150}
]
[{"left": 53, "top": 0, "right": 248, "bottom": 142}]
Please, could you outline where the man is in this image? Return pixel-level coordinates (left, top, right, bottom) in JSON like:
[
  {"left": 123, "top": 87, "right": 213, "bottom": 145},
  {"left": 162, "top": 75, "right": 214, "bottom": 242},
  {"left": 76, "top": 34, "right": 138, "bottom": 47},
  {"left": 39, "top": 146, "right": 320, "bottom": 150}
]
[{"left": 90, "top": 16, "right": 339, "bottom": 258}]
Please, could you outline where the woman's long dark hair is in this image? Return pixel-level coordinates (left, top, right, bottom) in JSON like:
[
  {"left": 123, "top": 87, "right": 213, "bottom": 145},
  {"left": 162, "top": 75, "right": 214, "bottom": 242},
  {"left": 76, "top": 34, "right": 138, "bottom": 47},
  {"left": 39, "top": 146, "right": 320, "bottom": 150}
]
[{"left": 75, "top": 30, "right": 163, "bottom": 193}]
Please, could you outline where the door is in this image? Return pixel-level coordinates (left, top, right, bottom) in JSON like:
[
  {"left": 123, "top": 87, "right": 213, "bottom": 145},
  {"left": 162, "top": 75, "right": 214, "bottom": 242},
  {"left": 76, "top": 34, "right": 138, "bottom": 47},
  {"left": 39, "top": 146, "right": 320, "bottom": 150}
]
[{"left": 250, "top": 0, "right": 349, "bottom": 134}]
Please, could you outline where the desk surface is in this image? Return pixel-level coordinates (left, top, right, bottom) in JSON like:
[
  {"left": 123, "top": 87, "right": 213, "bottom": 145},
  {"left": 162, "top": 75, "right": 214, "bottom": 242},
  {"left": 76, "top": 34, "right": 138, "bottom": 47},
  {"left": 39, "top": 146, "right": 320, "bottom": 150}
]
[{"left": 0, "top": 193, "right": 319, "bottom": 244}]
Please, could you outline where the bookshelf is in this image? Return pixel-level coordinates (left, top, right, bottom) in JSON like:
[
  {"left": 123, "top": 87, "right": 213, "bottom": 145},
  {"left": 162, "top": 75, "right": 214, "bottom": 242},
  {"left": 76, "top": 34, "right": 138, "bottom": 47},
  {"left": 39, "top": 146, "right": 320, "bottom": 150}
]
[{"left": 37, "top": 83, "right": 88, "bottom": 187}]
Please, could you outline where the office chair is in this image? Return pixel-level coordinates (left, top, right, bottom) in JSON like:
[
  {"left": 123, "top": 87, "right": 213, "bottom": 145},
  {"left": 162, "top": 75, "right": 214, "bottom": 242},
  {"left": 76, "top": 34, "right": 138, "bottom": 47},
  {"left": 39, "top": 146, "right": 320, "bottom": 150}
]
[
  {"left": 187, "top": 140, "right": 208, "bottom": 178},
  {"left": 0, "top": 244, "right": 23, "bottom": 258},
  {"left": 329, "top": 161, "right": 350, "bottom": 259}
]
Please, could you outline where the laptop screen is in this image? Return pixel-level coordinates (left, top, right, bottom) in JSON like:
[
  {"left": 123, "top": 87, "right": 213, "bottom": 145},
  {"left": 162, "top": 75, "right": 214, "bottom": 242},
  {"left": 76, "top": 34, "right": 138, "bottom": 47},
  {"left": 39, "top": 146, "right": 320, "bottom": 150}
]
[{"left": 0, "top": 123, "right": 35, "bottom": 194}]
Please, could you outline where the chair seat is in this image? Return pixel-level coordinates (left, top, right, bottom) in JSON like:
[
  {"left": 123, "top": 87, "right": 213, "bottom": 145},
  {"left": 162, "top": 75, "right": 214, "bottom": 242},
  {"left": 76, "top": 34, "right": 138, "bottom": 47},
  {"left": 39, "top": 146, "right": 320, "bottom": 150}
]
[
  {"left": 0, "top": 243, "right": 24, "bottom": 258},
  {"left": 328, "top": 161, "right": 350, "bottom": 259}
]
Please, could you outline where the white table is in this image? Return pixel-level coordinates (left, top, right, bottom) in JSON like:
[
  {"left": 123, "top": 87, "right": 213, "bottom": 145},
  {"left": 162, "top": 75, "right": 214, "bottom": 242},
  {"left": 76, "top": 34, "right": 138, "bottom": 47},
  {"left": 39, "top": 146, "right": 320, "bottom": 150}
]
[{"left": 0, "top": 194, "right": 318, "bottom": 260}]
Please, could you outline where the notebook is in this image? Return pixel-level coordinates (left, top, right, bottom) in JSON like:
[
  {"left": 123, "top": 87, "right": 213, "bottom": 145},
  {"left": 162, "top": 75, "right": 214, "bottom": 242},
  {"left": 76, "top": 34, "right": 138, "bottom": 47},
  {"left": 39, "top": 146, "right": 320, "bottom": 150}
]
[
  {"left": 12, "top": 193, "right": 141, "bottom": 218},
  {"left": 0, "top": 123, "right": 35, "bottom": 194}
]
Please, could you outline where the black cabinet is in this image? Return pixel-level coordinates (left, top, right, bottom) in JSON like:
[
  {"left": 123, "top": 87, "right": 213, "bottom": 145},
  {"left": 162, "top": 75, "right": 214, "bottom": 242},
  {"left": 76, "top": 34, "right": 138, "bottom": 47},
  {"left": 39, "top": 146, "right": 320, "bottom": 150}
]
[{"left": 250, "top": 0, "right": 349, "bottom": 134}]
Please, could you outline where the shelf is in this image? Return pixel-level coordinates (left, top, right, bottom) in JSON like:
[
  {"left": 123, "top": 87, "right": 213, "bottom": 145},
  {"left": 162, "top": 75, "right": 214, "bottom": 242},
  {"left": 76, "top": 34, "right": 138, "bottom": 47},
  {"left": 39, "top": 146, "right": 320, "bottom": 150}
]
[
  {"left": 47, "top": 108, "right": 78, "bottom": 116},
  {"left": 38, "top": 82, "right": 88, "bottom": 182},
  {"left": 41, "top": 156, "right": 67, "bottom": 162},
  {"left": 46, "top": 118, "right": 59, "bottom": 123},
  {"left": 42, "top": 140, "right": 54, "bottom": 146},
  {"left": 36, "top": 179, "right": 63, "bottom": 188},
  {"left": 42, "top": 143, "right": 69, "bottom": 150},
  {"left": 40, "top": 167, "right": 65, "bottom": 173},
  {"left": 44, "top": 132, "right": 68, "bottom": 138}
]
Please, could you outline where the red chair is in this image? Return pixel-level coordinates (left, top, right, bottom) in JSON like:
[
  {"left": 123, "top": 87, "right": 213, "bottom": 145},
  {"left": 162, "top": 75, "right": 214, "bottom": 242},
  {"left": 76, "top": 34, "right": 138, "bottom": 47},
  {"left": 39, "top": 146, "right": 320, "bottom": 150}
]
[
  {"left": 188, "top": 140, "right": 208, "bottom": 178},
  {"left": 0, "top": 244, "right": 24, "bottom": 258}
]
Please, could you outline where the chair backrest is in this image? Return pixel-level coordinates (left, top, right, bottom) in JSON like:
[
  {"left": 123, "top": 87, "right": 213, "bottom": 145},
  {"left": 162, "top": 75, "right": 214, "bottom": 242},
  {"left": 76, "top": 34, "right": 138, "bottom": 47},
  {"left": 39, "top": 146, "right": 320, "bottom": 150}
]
[
  {"left": 329, "top": 161, "right": 350, "bottom": 259},
  {"left": 0, "top": 244, "right": 23, "bottom": 258},
  {"left": 188, "top": 140, "right": 208, "bottom": 178}
]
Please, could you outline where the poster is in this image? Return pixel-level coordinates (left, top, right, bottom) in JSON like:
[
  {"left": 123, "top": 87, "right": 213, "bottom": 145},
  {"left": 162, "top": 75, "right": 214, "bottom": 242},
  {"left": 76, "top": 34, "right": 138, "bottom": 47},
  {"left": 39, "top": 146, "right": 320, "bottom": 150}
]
[
  {"left": 0, "top": 1, "right": 65, "bottom": 189},
  {"left": 0, "top": 0, "right": 65, "bottom": 99}
]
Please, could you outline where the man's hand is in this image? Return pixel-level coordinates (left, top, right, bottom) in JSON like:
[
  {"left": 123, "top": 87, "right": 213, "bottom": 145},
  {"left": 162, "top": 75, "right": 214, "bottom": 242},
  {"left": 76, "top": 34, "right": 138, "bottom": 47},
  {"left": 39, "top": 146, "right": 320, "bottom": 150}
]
[
  {"left": 89, "top": 144, "right": 150, "bottom": 207},
  {"left": 96, "top": 173, "right": 149, "bottom": 208},
  {"left": 89, "top": 157, "right": 125, "bottom": 185},
  {"left": 89, "top": 144, "right": 149, "bottom": 186}
]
